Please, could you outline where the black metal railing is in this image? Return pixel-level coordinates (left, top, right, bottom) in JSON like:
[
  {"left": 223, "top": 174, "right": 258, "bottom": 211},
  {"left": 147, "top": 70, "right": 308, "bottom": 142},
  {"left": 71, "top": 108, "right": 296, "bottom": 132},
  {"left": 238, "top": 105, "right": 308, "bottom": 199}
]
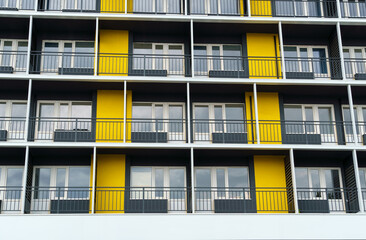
[
  {"left": 0, "top": 186, "right": 23, "bottom": 212},
  {"left": 194, "top": 56, "right": 281, "bottom": 78},
  {"left": 285, "top": 57, "right": 342, "bottom": 79},
  {"left": 362, "top": 188, "right": 366, "bottom": 210},
  {"left": 25, "top": 187, "right": 92, "bottom": 214},
  {"left": 190, "top": 0, "right": 244, "bottom": 16},
  {"left": 30, "top": 51, "right": 95, "bottom": 75},
  {"left": 297, "top": 188, "right": 359, "bottom": 213},
  {"left": 0, "top": 51, "right": 28, "bottom": 73},
  {"left": 131, "top": 0, "right": 183, "bottom": 14},
  {"left": 99, "top": 53, "right": 189, "bottom": 76},
  {"left": 0, "top": 0, "right": 35, "bottom": 10},
  {"left": 251, "top": 0, "right": 338, "bottom": 17},
  {"left": 39, "top": 0, "right": 97, "bottom": 12},
  {"left": 344, "top": 58, "right": 366, "bottom": 80},
  {"left": 0, "top": 117, "right": 26, "bottom": 140},
  {"left": 341, "top": 1, "right": 366, "bottom": 18}
]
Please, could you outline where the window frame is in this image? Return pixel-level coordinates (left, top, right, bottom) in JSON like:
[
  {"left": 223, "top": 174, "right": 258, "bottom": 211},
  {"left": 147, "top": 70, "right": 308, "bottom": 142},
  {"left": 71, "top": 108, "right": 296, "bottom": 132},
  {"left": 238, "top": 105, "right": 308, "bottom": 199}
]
[{"left": 0, "top": 39, "right": 28, "bottom": 71}]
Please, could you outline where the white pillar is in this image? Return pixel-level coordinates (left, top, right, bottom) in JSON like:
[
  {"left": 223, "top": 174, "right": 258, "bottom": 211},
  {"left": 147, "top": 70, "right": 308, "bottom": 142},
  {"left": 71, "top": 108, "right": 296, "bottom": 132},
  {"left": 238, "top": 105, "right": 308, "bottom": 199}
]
[
  {"left": 91, "top": 147, "right": 97, "bottom": 214},
  {"left": 187, "top": 82, "right": 191, "bottom": 144},
  {"left": 352, "top": 150, "right": 365, "bottom": 213},
  {"left": 124, "top": 81, "right": 127, "bottom": 143},
  {"left": 289, "top": 148, "right": 299, "bottom": 214},
  {"left": 335, "top": 0, "right": 342, "bottom": 18},
  {"left": 336, "top": 22, "right": 346, "bottom": 80},
  {"left": 26, "top": 16, "right": 33, "bottom": 74},
  {"left": 190, "top": 19, "right": 195, "bottom": 78},
  {"left": 21, "top": 146, "right": 30, "bottom": 214},
  {"left": 347, "top": 85, "right": 359, "bottom": 144},
  {"left": 253, "top": 83, "right": 260, "bottom": 144},
  {"left": 125, "top": 0, "right": 128, "bottom": 14},
  {"left": 94, "top": 18, "right": 99, "bottom": 76},
  {"left": 23, "top": 79, "right": 32, "bottom": 142},
  {"left": 278, "top": 22, "right": 286, "bottom": 80},
  {"left": 247, "top": 0, "right": 251, "bottom": 17},
  {"left": 184, "top": 0, "right": 188, "bottom": 15},
  {"left": 34, "top": 0, "right": 38, "bottom": 10},
  {"left": 190, "top": 148, "right": 195, "bottom": 213}
]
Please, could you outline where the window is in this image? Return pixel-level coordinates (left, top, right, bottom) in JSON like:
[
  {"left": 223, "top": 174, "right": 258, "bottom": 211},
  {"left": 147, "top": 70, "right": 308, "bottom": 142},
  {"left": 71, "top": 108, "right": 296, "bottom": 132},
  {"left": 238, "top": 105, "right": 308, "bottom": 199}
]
[
  {"left": 133, "top": 0, "right": 181, "bottom": 13},
  {"left": 42, "top": 41, "right": 94, "bottom": 72},
  {"left": 190, "top": 0, "right": 239, "bottom": 15},
  {"left": 341, "top": 0, "right": 366, "bottom": 18},
  {"left": 194, "top": 44, "right": 242, "bottom": 75},
  {"left": 132, "top": 43, "right": 184, "bottom": 75},
  {"left": 342, "top": 105, "right": 366, "bottom": 140},
  {"left": 0, "top": 167, "right": 23, "bottom": 200},
  {"left": 0, "top": 100, "right": 27, "bottom": 139},
  {"left": 46, "top": 0, "right": 97, "bottom": 11},
  {"left": 33, "top": 166, "right": 90, "bottom": 200},
  {"left": 284, "top": 104, "right": 335, "bottom": 136},
  {"left": 343, "top": 47, "right": 366, "bottom": 79},
  {"left": 284, "top": 46, "right": 329, "bottom": 78},
  {"left": 275, "top": 0, "right": 323, "bottom": 17},
  {"left": 0, "top": 39, "right": 28, "bottom": 72}
]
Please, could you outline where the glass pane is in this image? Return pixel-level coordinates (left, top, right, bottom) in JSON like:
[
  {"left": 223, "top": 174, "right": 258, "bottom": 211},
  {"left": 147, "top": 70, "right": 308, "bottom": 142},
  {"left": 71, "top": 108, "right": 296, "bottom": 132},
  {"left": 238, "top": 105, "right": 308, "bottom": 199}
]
[
  {"left": 275, "top": 0, "right": 295, "bottom": 16},
  {"left": 216, "top": 169, "right": 225, "bottom": 198},
  {"left": 43, "top": 42, "right": 59, "bottom": 71},
  {"left": 324, "top": 169, "right": 341, "bottom": 199},
  {"left": 318, "top": 107, "right": 333, "bottom": 134},
  {"left": 155, "top": 45, "right": 164, "bottom": 70},
  {"left": 307, "top": 1, "right": 321, "bottom": 17},
  {"left": 167, "top": 0, "right": 180, "bottom": 13},
  {"left": 134, "top": 0, "right": 153, "bottom": 12},
  {"left": 56, "top": 168, "right": 66, "bottom": 198},
  {"left": 191, "top": 0, "right": 206, "bottom": 14},
  {"left": 343, "top": 49, "right": 352, "bottom": 77},
  {"left": 295, "top": 168, "right": 309, "bottom": 188},
  {"left": 343, "top": 107, "right": 357, "bottom": 135},
  {"left": 68, "top": 167, "right": 90, "bottom": 199},
  {"left": 354, "top": 49, "right": 366, "bottom": 74},
  {"left": 312, "top": 48, "right": 328, "bottom": 74},
  {"left": 74, "top": 42, "right": 94, "bottom": 68},
  {"left": 194, "top": 106, "right": 209, "bottom": 133},
  {"left": 214, "top": 106, "right": 223, "bottom": 132},
  {"left": 359, "top": 169, "right": 366, "bottom": 188},
  {"left": 310, "top": 169, "right": 321, "bottom": 198},
  {"left": 223, "top": 45, "right": 241, "bottom": 71},
  {"left": 305, "top": 107, "right": 314, "bottom": 133},
  {"left": 1, "top": 41, "right": 12, "bottom": 67},
  {"left": 284, "top": 46, "right": 299, "bottom": 72},
  {"left": 0, "top": 103, "right": 5, "bottom": 117},
  {"left": 38, "top": 103, "right": 55, "bottom": 132},
  {"left": 5, "top": 168, "right": 23, "bottom": 199},
  {"left": 300, "top": 48, "right": 310, "bottom": 72},
  {"left": 220, "top": 0, "right": 238, "bottom": 14},
  {"left": 155, "top": 105, "right": 163, "bottom": 131},
  {"left": 196, "top": 169, "right": 211, "bottom": 200},
  {"left": 132, "top": 104, "right": 152, "bottom": 132},
  {"left": 10, "top": 103, "right": 26, "bottom": 133},
  {"left": 194, "top": 46, "right": 207, "bottom": 74},
  {"left": 228, "top": 167, "right": 248, "bottom": 188},
  {"left": 209, "top": 0, "right": 218, "bottom": 14},
  {"left": 131, "top": 167, "right": 152, "bottom": 187},
  {"left": 71, "top": 103, "right": 92, "bottom": 130},
  {"left": 284, "top": 106, "right": 303, "bottom": 134},
  {"left": 168, "top": 45, "right": 183, "bottom": 74},
  {"left": 16, "top": 41, "right": 28, "bottom": 70},
  {"left": 212, "top": 46, "right": 221, "bottom": 71},
  {"left": 362, "top": 108, "right": 366, "bottom": 123},
  {"left": 62, "top": 43, "right": 72, "bottom": 68},
  {"left": 133, "top": 43, "right": 153, "bottom": 70},
  {"left": 225, "top": 105, "right": 245, "bottom": 133},
  {"left": 0, "top": 103, "right": 5, "bottom": 130},
  {"left": 169, "top": 105, "right": 183, "bottom": 133},
  {"left": 34, "top": 168, "right": 51, "bottom": 199},
  {"left": 154, "top": 168, "right": 164, "bottom": 198},
  {"left": 169, "top": 168, "right": 184, "bottom": 199}
]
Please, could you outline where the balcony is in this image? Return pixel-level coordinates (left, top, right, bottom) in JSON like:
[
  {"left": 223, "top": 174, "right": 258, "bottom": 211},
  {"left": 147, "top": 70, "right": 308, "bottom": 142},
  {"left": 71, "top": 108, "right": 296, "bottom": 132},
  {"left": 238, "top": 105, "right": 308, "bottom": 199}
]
[
  {"left": 30, "top": 51, "right": 95, "bottom": 75},
  {"left": 0, "top": 51, "right": 28, "bottom": 74},
  {"left": 0, "top": 0, "right": 35, "bottom": 10},
  {"left": 344, "top": 58, "right": 366, "bottom": 80},
  {"left": 39, "top": 0, "right": 98, "bottom": 12},
  {"left": 0, "top": 117, "right": 26, "bottom": 141},
  {"left": 0, "top": 186, "right": 23, "bottom": 213},
  {"left": 341, "top": 0, "right": 366, "bottom": 18},
  {"left": 190, "top": 0, "right": 244, "bottom": 16}
]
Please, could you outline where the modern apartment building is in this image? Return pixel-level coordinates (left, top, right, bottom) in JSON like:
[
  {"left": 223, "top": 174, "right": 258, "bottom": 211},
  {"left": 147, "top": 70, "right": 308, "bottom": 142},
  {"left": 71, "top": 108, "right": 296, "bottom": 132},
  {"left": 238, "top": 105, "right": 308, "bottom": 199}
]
[{"left": 0, "top": 0, "right": 366, "bottom": 239}]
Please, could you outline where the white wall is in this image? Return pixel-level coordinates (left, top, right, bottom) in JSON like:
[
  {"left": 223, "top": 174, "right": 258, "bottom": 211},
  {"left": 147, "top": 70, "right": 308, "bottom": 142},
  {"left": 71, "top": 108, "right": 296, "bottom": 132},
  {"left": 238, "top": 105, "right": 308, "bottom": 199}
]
[{"left": 1, "top": 214, "right": 366, "bottom": 240}]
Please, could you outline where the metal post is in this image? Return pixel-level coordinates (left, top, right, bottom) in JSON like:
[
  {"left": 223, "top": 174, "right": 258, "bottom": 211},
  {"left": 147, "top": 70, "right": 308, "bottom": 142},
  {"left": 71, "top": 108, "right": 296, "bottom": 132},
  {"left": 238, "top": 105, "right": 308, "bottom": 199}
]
[
  {"left": 91, "top": 147, "right": 97, "bottom": 214},
  {"left": 278, "top": 22, "right": 286, "bottom": 80},
  {"left": 347, "top": 85, "right": 359, "bottom": 144},
  {"left": 253, "top": 83, "right": 260, "bottom": 144},
  {"left": 184, "top": 0, "right": 188, "bottom": 15},
  {"left": 352, "top": 149, "right": 365, "bottom": 213},
  {"left": 26, "top": 16, "right": 33, "bottom": 74},
  {"left": 94, "top": 18, "right": 99, "bottom": 76},
  {"left": 247, "top": 0, "right": 251, "bottom": 17},
  {"left": 24, "top": 79, "right": 32, "bottom": 142},
  {"left": 335, "top": 0, "right": 342, "bottom": 18},
  {"left": 289, "top": 148, "right": 299, "bottom": 214},
  {"left": 125, "top": 0, "right": 128, "bottom": 13},
  {"left": 21, "top": 146, "right": 30, "bottom": 214},
  {"left": 34, "top": 0, "right": 38, "bottom": 10},
  {"left": 190, "top": 148, "right": 195, "bottom": 213},
  {"left": 190, "top": 19, "right": 195, "bottom": 78},
  {"left": 187, "top": 82, "right": 191, "bottom": 144},
  {"left": 336, "top": 22, "right": 346, "bottom": 80},
  {"left": 123, "top": 81, "right": 127, "bottom": 143}
]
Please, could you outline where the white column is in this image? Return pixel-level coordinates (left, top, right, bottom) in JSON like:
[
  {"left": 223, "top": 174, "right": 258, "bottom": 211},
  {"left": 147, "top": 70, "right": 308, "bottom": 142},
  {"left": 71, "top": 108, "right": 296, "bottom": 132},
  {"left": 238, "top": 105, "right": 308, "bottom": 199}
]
[
  {"left": 187, "top": 82, "right": 191, "bottom": 144},
  {"left": 125, "top": 0, "right": 128, "bottom": 14},
  {"left": 253, "top": 83, "right": 260, "bottom": 144},
  {"left": 21, "top": 146, "right": 30, "bottom": 214},
  {"left": 184, "top": 0, "right": 188, "bottom": 15},
  {"left": 34, "top": 0, "right": 38, "bottom": 10},
  {"left": 190, "top": 19, "right": 195, "bottom": 78},
  {"left": 347, "top": 85, "right": 359, "bottom": 144},
  {"left": 26, "top": 16, "right": 33, "bottom": 74},
  {"left": 190, "top": 148, "right": 195, "bottom": 213},
  {"left": 289, "top": 148, "right": 299, "bottom": 214},
  {"left": 278, "top": 22, "right": 286, "bottom": 80},
  {"left": 247, "top": 0, "right": 251, "bottom": 17},
  {"left": 94, "top": 18, "right": 99, "bottom": 76},
  {"left": 23, "top": 79, "right": 32, "bottom": 142},
  {"left": 352, "top": 150, "right": 365, "bottom": 213},
  {"left": 123, "top": 81, "right": 127, "bottom": 143},
  {"left": 335, "top": 0, "right": 342, "bottom": 18},
  {"left": 91, "top": 147, "right": 97, "bottom": 214},
  {"left": 336, "top": 22, "right": 346, "bottom": 80}
]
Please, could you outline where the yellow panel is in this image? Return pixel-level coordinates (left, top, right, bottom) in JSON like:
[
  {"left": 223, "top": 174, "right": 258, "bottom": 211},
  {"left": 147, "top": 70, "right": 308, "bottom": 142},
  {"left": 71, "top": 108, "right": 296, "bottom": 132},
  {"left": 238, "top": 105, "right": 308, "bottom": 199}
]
[
  {"left": 95, "top": 154, "right": 126, "bottom": 213},
  {"left": 246, "top": 33, "right": 282, "bottom": 79},
  {"left": 99, "top": 30, "right": 129, "bottom": 76},
  {"left": 254, "top": 155, "right": 288, "bottom": 213},
  {"left": 245, "top": 92, "right": 281, "bottom": 144},
  {"left": 100, "top": 0, "right": 133, "bottom": 13},
  {"left": 96, "top": 90, "right": 132, "bottom": 142},
  {"left": 250, "top": 0, "right": 272, "bottom": 17}
]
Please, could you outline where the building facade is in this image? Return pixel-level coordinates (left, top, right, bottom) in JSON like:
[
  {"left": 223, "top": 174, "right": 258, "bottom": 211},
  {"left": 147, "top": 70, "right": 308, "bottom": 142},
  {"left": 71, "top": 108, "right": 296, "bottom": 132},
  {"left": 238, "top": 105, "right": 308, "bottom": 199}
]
[{"left": 0, "top": 0, "right": 366, "bottom": 239}]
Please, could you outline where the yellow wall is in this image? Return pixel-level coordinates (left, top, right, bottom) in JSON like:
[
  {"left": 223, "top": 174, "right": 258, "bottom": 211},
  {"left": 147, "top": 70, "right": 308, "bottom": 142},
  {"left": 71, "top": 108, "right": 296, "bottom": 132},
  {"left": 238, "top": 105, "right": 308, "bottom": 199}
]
[
  {"left": 246, "top": 33, "right": 281, "bottom": 79},
  {"left": 96, "top": 90, "right": 132, "bottom": 142},
  {"left": 95, "top": 154, "right": 126, "bottom": 213},
  {"left": 254, "top": 155, "right": 288, "bottom": 213},
  {"left": 100, "top": 0, "right": 133, "bottom": 13},
  {"left": 99, "top": 30, "right": 129, "bottom": 76},
  {"left": 245, "top": 92, "right": 282, "bottom": 144},
  {"left": 250, "top": 0, "right": 272, "bottom": 16}
]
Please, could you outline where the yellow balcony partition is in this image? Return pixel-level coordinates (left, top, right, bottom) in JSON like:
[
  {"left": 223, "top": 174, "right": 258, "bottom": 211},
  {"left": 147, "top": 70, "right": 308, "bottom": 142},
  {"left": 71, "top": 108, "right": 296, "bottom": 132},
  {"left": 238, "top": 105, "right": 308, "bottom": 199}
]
[
  {"left": 254, "top": 155, "right": 289, "bottom": 213},
  {"left": 99, "top": 30, "right": 129, "bottom": 76},
  {"left": 95, "top": 154, "right": 126, "bottom": 213},
  {"left": 245, "top": 92, "right": 282, "bottom": 144},
  {"left": 100, "top": 0, "right": 133, "bottom": 13},
  {"left": 96, "top": 90, "right": 132, "bottom": 142},
  {"left": 246, "top": 33, "right": 282, "bottom": 79},
  {"left": 250, "top": 0, "right": 272, "bottom": 16}
]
